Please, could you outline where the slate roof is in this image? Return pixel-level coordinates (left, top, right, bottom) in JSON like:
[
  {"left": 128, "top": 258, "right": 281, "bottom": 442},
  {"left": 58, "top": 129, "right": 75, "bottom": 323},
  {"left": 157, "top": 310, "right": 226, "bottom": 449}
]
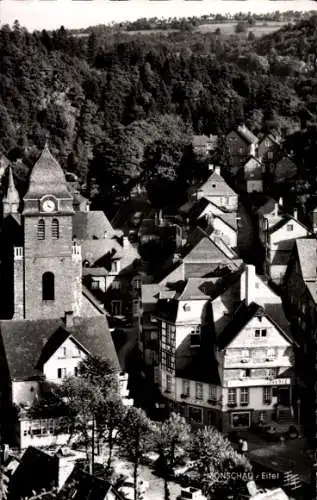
[
  {"left": 215, "top": 213, "right": 239, "bottom": 231},
  {"left": 82, "top": 267, "right": 108, "bottom": 277},
  {"left": 176, "top": 354, "right": 221, "bottom": 385},
  {"left": 24, "top": 145, "right": 72, "bottom": 201},
  {"left": 216, "top": 301, "right": 294, "bottom": 350},
  {"left": 56, "top": 465, "right": 124, "bottom": 500},
  {"left": 0, "top": 315, "right": 120, "bottom": 381},
  {"left": 3, "top": 167, "right": 20, "bottom": 204},
  {"left": 73, "top": 211, "right": 114, "bottom": 240},
  {"left": 236, "top": 124, "right": 258, "bottom": 144},
  {"left": 8, "top": 447, "right": 59, "bottom": 500},
  {"left": 295, "top": 238, "right": 317, "bottom": 281},
  {"left": 183, "top": 228, "right": 239, "bottom": 263},
  {"left": 198, "top": 171, "right": 237, "bottom": 198},
  {"left": 267, "top": 214, "right": 309, "bottom": 235},
  {"left": 305, "top": 282, "right": 317, "bottom": 304},
  {"left": 81, "top": 237, "right": 139, "bottom": 270}
]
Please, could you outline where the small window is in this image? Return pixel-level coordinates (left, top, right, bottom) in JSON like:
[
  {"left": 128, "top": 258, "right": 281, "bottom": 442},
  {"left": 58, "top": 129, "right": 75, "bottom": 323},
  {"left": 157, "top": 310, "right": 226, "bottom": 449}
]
[
  {"left": 255, "top": 329, "right": 260, "bottom": 338},
  {"left": 195, "top": 382, "right": 203, "bottom": 401},
  {"left": 208, "top": 385, "right": 217, "bottom": 402},
  {"left": 182, "top": 380, "right": 190, "bottom": 396},
  {"left": 74, "top": 367, "right": 78, "bottom": 377},
  {"left": 57, "top": 368, "right": 67, "bottom": 379},
  {"left": 240, "top": 387, "right": 249, "bottom": 405},
  {"left": 263, "top": 386, "right": 272, "bottom": 404},
  {"left": 268, "top": 151, "right": 273, "bottom": 160},
  {"left": 191, "top": 325, "right": 201, "bottom": 347},
  {"left": 51, "top": 218, "right": 59, "bottom": 239},
  {"left": 112, "top": 281, "right": 120, "bottom": 290},
  {"left": 166, "top": 374, "right": 172, "bottom": 393},
  {"left": 37, "top": 219, "right": 45, "bottom": 240},
  {"left": 228, "top": 388, "right": 237, "bottom": 405},
  {"left": 111, "top": 260, "right": 119, "bottom": 273},
  {"left": 286, "top": 224, "right": 293, "bottom": 232},
  {"left": 255, "top": 281, "right": 260, "bottom": 289},
  {"left": 183, "top": 303, "right": 191, "bottom": 312}
]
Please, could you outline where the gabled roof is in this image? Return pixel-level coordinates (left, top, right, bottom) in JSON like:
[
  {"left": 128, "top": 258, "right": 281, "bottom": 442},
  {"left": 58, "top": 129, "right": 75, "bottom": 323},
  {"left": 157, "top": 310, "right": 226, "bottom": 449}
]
[
  {"left": 216, "top": 300, "right": 294, "bottom": 350},
  {"left": 176, "top": 278, "right": 210, "bottom": 301},
  {"left": 8, "top": 447, "right": 59, "bottom": 500},
  {"left": 198, "top": 171, "right": 237, "bottom": 198},
  {"left": 268, "top": 214, "right": 309, "bottom": 235},
  {"left": 73, "top": 211, "right": 114, "bottom": 240},
  {"left": 295, "top": 238, "right": 317, "bottom": 281},
  {"left": 0, "top": 315, "right": 120, "bottom": 381},
  {"left": 236, "top": 125, "right": 258, "bottom": 144},
  {"left": 183, "top": 227, "right": 239, "bottom": 263},
  {"left": 24, "top": 145, "right": 72, "bottom": 200},
  {"left": 56, "top": 464, "right": 124, "bottom": 500},
  {"left": 81, "top": 237, "right": 139, "bottom": 270},
  {"left": 213, "top": 212, "right": 239, "bottom": 231}
]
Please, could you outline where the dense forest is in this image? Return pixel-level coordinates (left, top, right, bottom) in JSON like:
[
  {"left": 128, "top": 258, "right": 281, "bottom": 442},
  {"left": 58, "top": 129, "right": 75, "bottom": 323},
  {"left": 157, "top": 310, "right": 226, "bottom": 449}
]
[{"left": 1, "top": 16, "right": 317, "bottom": 214}]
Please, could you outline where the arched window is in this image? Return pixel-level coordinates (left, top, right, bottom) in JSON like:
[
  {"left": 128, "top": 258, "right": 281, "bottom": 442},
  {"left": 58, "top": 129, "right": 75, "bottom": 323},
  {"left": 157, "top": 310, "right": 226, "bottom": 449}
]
[
  {"left": 42, "top": 272, "right": 55, "bottom": 301},
  {"left": 37, "top": 219, "right": 45, "bottom": 240},
  {"left": 51, "top": 218, "right": 59, "bottom": 239}
]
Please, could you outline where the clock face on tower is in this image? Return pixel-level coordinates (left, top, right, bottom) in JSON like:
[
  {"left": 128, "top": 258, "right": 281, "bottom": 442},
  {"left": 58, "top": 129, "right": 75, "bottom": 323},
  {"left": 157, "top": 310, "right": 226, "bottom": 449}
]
[{"left": 40, "top": 196, "right": 57, "bottom": 213}]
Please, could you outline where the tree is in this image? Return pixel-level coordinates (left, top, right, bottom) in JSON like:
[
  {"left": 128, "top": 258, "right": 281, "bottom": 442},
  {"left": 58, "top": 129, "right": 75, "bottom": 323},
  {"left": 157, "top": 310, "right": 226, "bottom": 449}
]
[
  {"left": 96, "top": 396, "right": 127, "bottom": 470},
  {"left": 118, "top": 407, "right": 154, "bottom": 500},
  {"left": 189, "top": 427, "right": 252, "bottom": 497},
  {"left": 153, "top": 412, "right": 191, "bottom": 500}
]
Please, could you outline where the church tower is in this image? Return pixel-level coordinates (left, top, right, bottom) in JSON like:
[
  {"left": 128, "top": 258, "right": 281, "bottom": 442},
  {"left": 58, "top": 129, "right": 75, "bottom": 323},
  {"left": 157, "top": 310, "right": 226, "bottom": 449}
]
[
  {"left": 3, "top": 167, "right": 20, "bottom": 216},
  {"left": 13, "top": 145, "right": 82, "bottom": 320}
]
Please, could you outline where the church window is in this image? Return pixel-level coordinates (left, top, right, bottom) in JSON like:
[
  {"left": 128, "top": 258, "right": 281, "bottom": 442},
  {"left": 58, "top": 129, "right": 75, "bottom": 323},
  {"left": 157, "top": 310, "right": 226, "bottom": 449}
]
[
  {"left": 37, "top": 219, "right": 45, "bottom": 240},
  {"left": 42, "top": 272, "right": 55, "bottom": 301},
  {"left": 52, "top": 218, "right": 59, "bottom": 239}
]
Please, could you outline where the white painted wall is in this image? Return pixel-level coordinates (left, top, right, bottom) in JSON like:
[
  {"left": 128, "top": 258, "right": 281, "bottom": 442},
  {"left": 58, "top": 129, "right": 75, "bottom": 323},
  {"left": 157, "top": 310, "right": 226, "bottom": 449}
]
[
  {"left": 43, "top": 337, "right": 86, "bottom": 383},
  {"left": 229, "top": 316, "right": 291, "bottom": 349}
]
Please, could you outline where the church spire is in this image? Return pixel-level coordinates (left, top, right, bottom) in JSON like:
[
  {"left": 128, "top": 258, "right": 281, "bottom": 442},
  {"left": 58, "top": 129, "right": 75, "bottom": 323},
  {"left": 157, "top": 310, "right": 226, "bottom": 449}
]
[{"left": 3, "top": 166, "right": 20, "bottom": 216}]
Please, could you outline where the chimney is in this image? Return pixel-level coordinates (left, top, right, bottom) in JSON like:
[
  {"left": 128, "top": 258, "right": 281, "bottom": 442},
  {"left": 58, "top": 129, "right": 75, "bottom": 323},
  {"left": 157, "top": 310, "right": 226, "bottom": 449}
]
[
  {"left": 250, "top": 143, "right": 256, "bottom": 157},
  {"left": 243, "top": 264, "right": 256, "bottom": 306},
  {"left": 273, "top": 203, "right": 279, "bottom": 217},
  {"left": 208, "top": 164, "right": 214, "bottom": 171},
  {"left": 122, "top": 236, "right": 129, "bottom": 247},
  {"left": 279, "top": 197, "right": 283, "bottom": 207},
  {"left": 64, "top": 311, "right": 74, "bottom": 328},
  {"left": 214, "top": 166, "right": 221, "bottom": 176},
  {"left": 293, "top": 208, "right": 298, "bottom": 220}
]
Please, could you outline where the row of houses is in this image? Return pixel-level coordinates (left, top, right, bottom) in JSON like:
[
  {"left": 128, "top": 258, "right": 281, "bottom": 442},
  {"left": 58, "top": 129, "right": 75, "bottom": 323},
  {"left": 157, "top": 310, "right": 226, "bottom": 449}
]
[
  {"left": 193, "top": 124, "right": 298, "bottom": 193},
  {"left": 135, "top": 160, "right": 299, "bottom": 433}
]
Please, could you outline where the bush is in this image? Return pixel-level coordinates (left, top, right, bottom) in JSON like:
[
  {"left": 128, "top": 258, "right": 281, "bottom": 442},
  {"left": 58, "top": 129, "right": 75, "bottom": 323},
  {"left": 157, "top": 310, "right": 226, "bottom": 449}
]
[{"left": 235, "top": 22, "right": 248, "bottom": 34}]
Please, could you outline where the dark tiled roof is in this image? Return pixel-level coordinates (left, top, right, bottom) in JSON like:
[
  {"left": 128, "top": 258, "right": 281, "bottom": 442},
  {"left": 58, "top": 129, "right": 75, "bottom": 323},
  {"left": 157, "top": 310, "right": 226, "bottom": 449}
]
[
  {"left": 176, "top": 354, "right": 221, "bottom": 385},
  {"left": 24, "top": 145, "right": 72, "bottom": 201},
  {"left": 8, "top": 447, "right": 59, "bottom": 500},
  {"left": 56, "top": 465, "right": 123, "bottom": 500},
  {"left": 0, "top": 315, "right": 119, "bottom": 381},
  {"left": 73, "top": 211, "right": 114, "bottom": 241},
  {"left": 216, "top": 301, "right": 294, "bottom": 350}
]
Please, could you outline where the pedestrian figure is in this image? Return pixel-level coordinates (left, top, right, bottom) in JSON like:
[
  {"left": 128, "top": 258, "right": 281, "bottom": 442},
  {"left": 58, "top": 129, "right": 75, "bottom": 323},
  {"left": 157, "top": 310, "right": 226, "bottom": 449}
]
[{"left": 241, "top": 439, "right": 248, "bottom": 456}]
